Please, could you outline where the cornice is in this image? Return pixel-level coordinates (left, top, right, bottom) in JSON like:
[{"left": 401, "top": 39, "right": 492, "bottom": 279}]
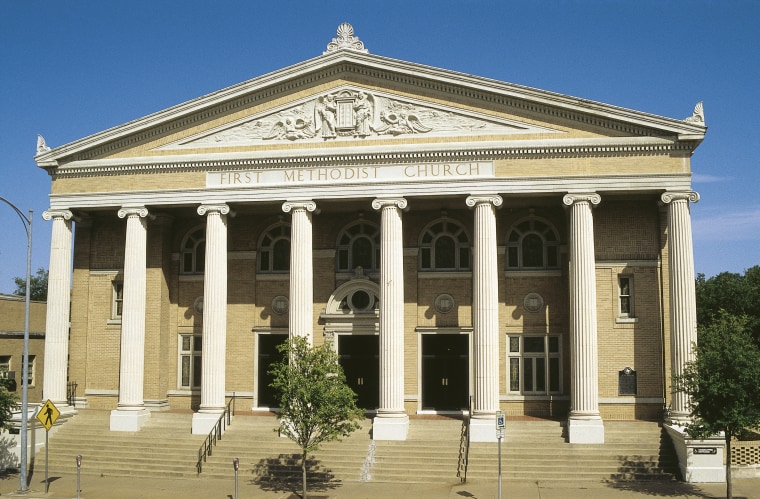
[
  {"left": 50, "top": 136, "right": 691, "bottom": 179},
  {"left": 35, "top": 51, "right": 705, "bottom": 169},
  {"left": 47, "top": 172, "right": 694, "bottom": 211}
]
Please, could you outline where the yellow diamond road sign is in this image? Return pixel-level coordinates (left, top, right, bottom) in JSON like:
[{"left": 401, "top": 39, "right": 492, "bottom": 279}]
[{"left": 36, "top": 399, "right": 60, "bottom": 431}]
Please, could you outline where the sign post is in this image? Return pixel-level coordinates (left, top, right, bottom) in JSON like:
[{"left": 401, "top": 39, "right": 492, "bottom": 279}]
[
  {"left": 35, "top": 399, "right": 61, "bottom": 493},
  {"left": 496, "top": 410, "right": 505, "bottom": 499}
]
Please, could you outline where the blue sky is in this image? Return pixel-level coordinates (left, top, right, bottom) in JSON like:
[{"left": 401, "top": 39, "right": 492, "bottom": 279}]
[{"left": 1, "top": 1, "right": 758, "bottom": 293}]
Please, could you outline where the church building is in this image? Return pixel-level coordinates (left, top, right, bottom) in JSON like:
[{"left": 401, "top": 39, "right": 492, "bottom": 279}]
[{"left": 34, "top": 24, "right": 705, "bottom": 444}]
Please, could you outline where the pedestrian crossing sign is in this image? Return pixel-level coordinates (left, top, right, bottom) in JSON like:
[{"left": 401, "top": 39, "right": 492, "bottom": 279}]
[{"left": 36, "top": 399, "right": 60, "bottom": 431}]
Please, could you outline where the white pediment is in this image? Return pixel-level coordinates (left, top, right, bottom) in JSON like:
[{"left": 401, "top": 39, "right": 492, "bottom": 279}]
[{"left": 156, "top": 85, "right": 561, "bottom": 150}]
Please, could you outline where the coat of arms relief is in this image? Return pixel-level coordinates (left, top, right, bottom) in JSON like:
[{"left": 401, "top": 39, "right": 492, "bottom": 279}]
[{"left": 165, "top": 87, "right": 559, "bottom": 149}]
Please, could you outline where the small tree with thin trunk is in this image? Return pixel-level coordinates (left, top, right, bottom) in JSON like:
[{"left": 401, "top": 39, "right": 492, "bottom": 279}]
[
  {"left": 269, "top": 335, "right": 363, "bottom": 499},
  {"left": 674, "top": 312, "right": 760, "bottom": 499}
]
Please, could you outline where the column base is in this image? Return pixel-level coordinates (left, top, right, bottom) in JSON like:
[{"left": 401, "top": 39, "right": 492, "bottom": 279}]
[
  {"left": 110, "top": 408, "right": 150, "bottom": 432},
  {"left": 192, "top": 410, "right": 226, "bottom": 435},
  {"left": 567, "top": 416, "right": 604, "bottom": 444},
  {"left": 372, "top": 415, "right": 409, "bottom": 441},
  {"left": 469, "top": 416, "right": 498, "bottom": 442}
]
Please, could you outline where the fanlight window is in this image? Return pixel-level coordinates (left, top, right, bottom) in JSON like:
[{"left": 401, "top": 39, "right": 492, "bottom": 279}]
[
  {"left": 336, "top": 221, "right": 380, "bottom": 272},
  {"left": 419, "top": 219, "right": 471, "bottom": 271},
  {"left": 259, "top": 223, "right": 291, "bottom": 273},
  {"left": 506, "top": 216, "right": 560, "bottom": 270},
  {"left": 181, "top": 226, "right": 205, "bottom": 274}
]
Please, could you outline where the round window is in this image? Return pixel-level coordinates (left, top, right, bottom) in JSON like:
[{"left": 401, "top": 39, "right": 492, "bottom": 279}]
[{"left": 349, "top": 290, "right": 372, "bottom": 311}]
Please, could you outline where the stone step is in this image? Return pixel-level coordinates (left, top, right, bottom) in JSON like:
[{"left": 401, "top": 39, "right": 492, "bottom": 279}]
[{"left": 38, "top": 410, "right": 678, "bottom": 484}]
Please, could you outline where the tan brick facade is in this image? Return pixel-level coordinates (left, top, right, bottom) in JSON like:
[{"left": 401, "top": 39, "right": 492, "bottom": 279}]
[{"left": 36, "top": 36, "right": 704, "bottom": 432}]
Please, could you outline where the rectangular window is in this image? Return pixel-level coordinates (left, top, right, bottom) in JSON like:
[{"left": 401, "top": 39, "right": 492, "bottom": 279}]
[
  {"left": 618, "top": 276, "right": 633, "bottom": 318},
  {"left": 26, "top": 355, "right": 35, "bottom": 385},
  {"left": 179, "top": 335, "right": 202, "bottom": 389},
  {"left": 112, "top": 281, "right": 124, "bottom": 320},
  {"left": 507, "top": 335, "right": 562, "bottom": 395}
]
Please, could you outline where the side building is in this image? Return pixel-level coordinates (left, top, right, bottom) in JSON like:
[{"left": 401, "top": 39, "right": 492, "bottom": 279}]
[
  {"left": 0, "top": 293, "right": 46, "bottom": 403},
  {"left": 34, "top": 24, "right": 704, "bottom": 445}
]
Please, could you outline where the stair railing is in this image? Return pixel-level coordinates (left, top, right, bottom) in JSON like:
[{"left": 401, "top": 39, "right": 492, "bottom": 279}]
[
  {"left": 196, "top": 393, "right": 235, "bottom": 474},
  {"left": 457, "top": 395, "right": 472, "bottom": 482},
  {"left": 67, "top": 381, "right": 78, "bottom": 407}
]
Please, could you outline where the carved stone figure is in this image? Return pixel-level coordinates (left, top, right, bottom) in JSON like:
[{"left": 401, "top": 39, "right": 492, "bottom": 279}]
[
  {"left": 374, "top": 111, "right": 431, "bottom": 135},
  {"left": 314, "top": 95, "right": 337, "bottom": 138},
  {"left": 353, "top": 92, "right": 374, "bottom": 137},
  {"left": 264, "top": 116, "right": 315, "bottom": 141}
]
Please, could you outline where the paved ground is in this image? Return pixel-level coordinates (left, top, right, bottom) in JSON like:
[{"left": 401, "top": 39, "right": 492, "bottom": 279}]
[{"left": 0, "top": 471, "right": 758, "bottom": 499}]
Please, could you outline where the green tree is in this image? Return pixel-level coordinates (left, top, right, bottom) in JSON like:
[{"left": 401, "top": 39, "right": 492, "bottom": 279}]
[
  {"left": 674, "top": 312, "right": 760, "bottom": 499},
  {"left": 269, "top": 336, "right": 364, "bottom": 499},
  {"left": 13, "top": 267, "right": 48, "bottom": 302},
  {"left": 696, "top": 266, "right": 760, "bottom": 342},
  {"left": 0, "top": 380, "right": 18, "bottom": 431}
]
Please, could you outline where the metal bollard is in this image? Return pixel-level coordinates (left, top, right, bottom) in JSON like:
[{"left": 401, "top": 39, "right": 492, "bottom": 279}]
[
  {"left": 233, "top": 457, "right": 239, "bottom": 499},
  {"left": 76, "top": 455, "right": 82, "bottom": 499}
]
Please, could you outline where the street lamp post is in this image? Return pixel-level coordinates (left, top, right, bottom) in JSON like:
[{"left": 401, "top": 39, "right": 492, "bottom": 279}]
[{"left": 0, "top": 195, "right": 33, "bottom": 494}]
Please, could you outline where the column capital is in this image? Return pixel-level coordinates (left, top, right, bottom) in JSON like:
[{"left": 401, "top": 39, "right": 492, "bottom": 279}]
[
  {"left": 371, "top": 198, "right": 407, "bottom": 211},
  {"left": 118, "top": 206, "right": 151, "bottom": 219},
  {"left": 197, "top": 203, "right": 234, "bottom": 217},
  {"left": 660, "top": 191, "right": 700, "bottom": 205},
  {"left": 465, "top": 194, "right": 503, "bottom": 208},
  {"left": 282, "top": 200, "right": 317, "bottom": 213},
  {"left": 42, "top": 209, "right": 74, "bottom": 221},
  {"left": 563, "top": 192, "right": 601, "bottom": 206}
]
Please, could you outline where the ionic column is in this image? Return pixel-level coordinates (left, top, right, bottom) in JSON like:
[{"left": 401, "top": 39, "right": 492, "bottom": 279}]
[
  {"left": 466, "top": 195, "right": 502, "bottom": 442},
  {"left": 282, "top": 201, "right": 317, "bottom": 344},
  {"left": 41, "top": 210, "right": 74, "bottom": 408},
  {"left": 563, "top": 193, "right": 604, "bottom": 444},
  {"left": 371, "top": 198, "right": 409, "bottom": 440},
  {"left": 661, "top": 191, "right": 700, "bottom": 421},
  {"left": 110, "top": 206, "right": 151, "bottom": 431},
  {"left": 192, "top": 204, "right": 232, "bottom": 435}
]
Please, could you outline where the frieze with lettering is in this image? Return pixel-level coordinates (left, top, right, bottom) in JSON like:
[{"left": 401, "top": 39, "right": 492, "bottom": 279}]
[{"left": 206, "top": 162, "right": 493, "bottom": 188}]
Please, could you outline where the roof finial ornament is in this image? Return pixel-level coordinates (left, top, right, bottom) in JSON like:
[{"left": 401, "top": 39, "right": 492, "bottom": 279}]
[
  {"left": 36, "top": 134, "right": 51, "bottom": 154},
  {"left": 324, "top": 23, "right": 368, "bottom": 55},
  {"left": 683, "top": 101, "right": 705, "bottom": 125}
]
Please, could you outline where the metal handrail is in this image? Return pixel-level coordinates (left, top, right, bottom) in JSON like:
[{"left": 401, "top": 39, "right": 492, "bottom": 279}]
[
  {"left": 457, "top": 395, "right": 472, "bottom": 482},
  {"left": 67, "top": 381, "right": 78, "bottom": 407},
  {"left": 196, "top": 394, "right": 235, "bottom": 474}
]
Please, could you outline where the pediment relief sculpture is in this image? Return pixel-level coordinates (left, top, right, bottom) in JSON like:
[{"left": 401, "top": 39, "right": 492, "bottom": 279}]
[{"left": 160, "top": 87, "right": 560, "bottom": 150}]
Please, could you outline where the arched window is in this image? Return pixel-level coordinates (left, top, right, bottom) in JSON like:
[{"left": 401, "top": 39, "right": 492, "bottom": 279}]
[
  {"left": 336, "top": 221, "right": 380, "bottom": 272},
  {"left": 259, "top": 223, "right": 291, "bottom": 273},
  {"left": 506, "top": 215, "right": 560, "bottom": 270},
  {"left": 419, "top": 218, "right": 471, "bottom": 271},
  {"left": 180, "top": 226, "right": 205, "bottom": 274}
]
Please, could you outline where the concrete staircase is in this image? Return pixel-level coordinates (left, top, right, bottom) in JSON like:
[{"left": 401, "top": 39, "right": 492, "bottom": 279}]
[
  {"left": 36, "top": 409, "right": 206, "bottom": 479},
  {"left": 369, "top": 418, "right": 463, "bottom": 482},
  {"left": 199, "top": 413, "right": 373, "bottom": 487},
  {"left": 464, "top": 419, "right": 680, "bottom": 482},
  {"left": 36, "top": 410, "right": 679, "bottom": 485}
]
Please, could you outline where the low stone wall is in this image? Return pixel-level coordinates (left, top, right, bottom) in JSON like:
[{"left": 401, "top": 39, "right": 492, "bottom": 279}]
[{"left": 732, "top": 440, "right": 760, "bottom": 478}]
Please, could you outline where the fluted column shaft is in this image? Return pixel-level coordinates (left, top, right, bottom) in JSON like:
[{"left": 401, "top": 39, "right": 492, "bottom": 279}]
[
  {"left": 282, "top": 201, "right": 317, "bottom": 343},
  {"left": 198, "top": 204, "right": 231, "bottom": 413},
  {"left": 372, "top": 198, "right": 407, "bottom": 417},
  {"left": 661, "top": 191, "right": 700, "bottom": 420},
  {"left": 42, "top": 210, "right": 74, "bottom": 406},
  {"left": 117, "top": 206, "right": 150, "bottom": 410},
  {"left": 564, "top": 193, "right": 602, "bottom": 421},
  {"left": 466, "top": 195, "right": 502, "bottom": 419}
]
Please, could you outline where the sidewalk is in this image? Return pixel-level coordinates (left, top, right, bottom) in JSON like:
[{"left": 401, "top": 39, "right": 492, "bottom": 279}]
[{"left": 1, "top": 472, "right": 758, "bottom": 499}]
